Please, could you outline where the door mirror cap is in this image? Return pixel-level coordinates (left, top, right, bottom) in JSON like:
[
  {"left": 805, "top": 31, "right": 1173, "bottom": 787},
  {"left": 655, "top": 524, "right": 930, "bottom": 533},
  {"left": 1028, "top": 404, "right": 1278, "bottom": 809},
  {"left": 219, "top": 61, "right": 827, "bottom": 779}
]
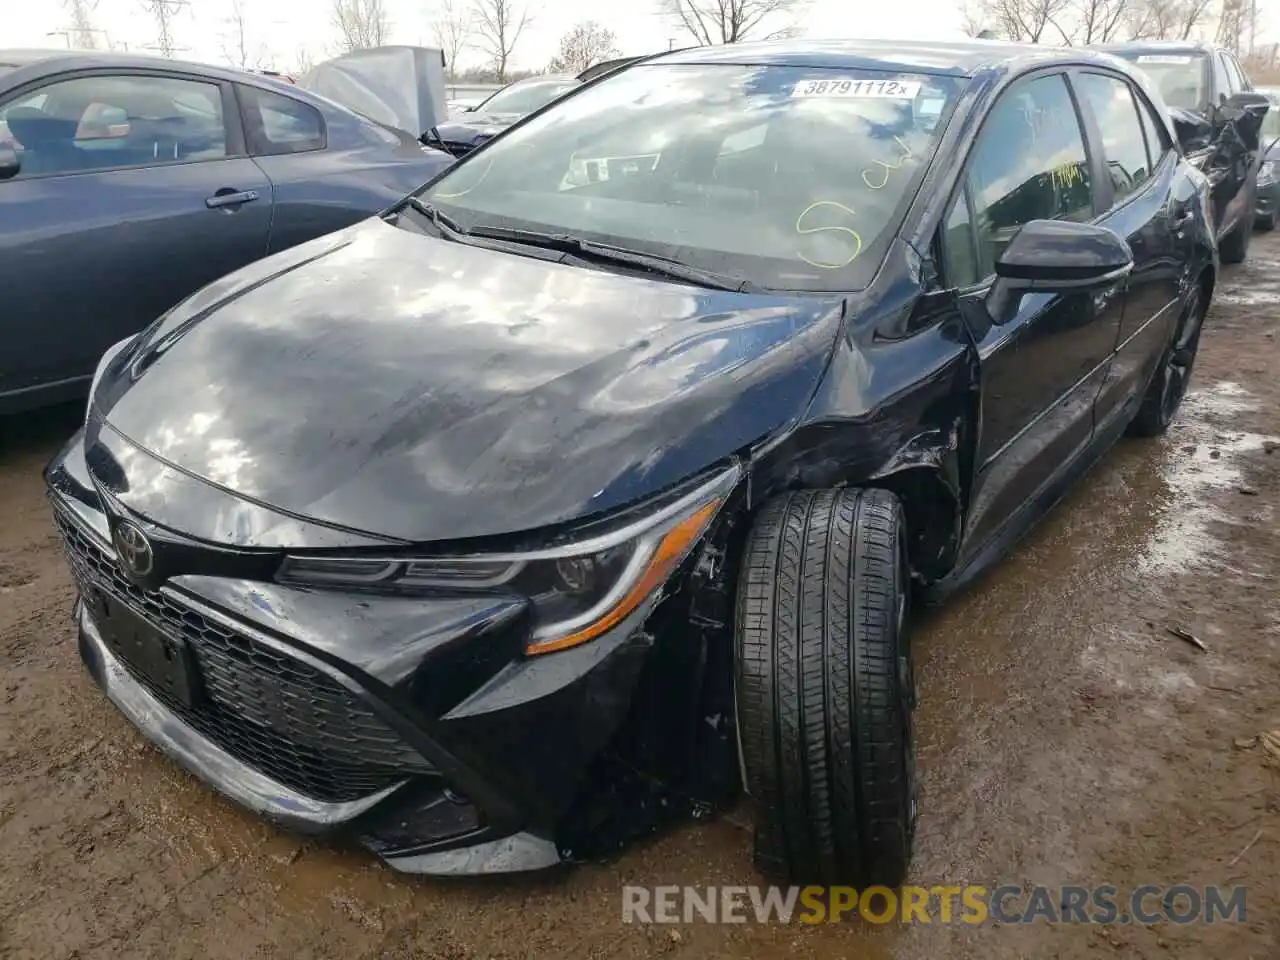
[
  {"left": 0, "top": 144, "right": 19, "bottom": 181},
  {"left": 986, "top": 219, "right": 1134, "bottom": 324}
]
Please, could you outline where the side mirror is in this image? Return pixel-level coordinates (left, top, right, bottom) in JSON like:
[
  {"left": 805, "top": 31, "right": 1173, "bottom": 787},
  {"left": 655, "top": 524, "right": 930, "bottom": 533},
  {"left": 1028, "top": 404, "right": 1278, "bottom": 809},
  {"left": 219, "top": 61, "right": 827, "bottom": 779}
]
[
  {"left": 0, "top": 144, "right": 20, "bottom": 181},
  {"left": 986, "top": 220, "right": 1133, "bottom": 325}
]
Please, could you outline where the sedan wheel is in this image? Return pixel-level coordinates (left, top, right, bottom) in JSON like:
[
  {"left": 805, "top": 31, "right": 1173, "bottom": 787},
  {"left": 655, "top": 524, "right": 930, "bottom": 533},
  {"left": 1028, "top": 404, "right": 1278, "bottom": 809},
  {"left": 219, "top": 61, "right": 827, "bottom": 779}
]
[{"left": 734, "top": 487, "right": 916, "bottom": 886}]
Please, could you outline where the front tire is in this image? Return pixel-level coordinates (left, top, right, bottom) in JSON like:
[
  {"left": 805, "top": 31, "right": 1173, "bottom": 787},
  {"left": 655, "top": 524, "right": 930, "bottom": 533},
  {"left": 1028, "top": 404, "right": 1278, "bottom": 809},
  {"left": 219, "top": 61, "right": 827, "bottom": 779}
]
[
  {"left": 734, "top": 487, "right": 916, "bottom": 886},
  {"left": 1256, "top": 212, "right": 1275, "bottom": 232}
]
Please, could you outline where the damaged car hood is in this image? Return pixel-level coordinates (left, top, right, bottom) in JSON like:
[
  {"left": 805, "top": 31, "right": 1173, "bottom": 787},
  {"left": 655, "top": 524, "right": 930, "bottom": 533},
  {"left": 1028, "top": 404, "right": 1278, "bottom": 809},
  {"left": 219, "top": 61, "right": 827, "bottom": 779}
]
[
  {"left": 297, "top": 45, "right": 448, "bottom": 139},
  {"left": 92, "top": 219, "right": 844, "bottom": 544}
]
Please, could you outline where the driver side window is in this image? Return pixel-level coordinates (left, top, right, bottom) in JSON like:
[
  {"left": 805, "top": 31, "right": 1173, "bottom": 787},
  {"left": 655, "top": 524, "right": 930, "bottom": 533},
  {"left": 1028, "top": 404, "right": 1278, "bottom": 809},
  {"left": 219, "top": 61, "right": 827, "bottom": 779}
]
[{"left": 943, "top": 73, "right": 1095, "bottom": 287}]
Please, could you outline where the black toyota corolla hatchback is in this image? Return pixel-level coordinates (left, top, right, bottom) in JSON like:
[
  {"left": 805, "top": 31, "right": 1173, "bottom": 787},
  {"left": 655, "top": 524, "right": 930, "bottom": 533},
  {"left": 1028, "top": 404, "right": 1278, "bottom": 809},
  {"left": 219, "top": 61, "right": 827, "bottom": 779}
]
[{"left": 47, "top": 39, "right": 1217, "bottom": 885}]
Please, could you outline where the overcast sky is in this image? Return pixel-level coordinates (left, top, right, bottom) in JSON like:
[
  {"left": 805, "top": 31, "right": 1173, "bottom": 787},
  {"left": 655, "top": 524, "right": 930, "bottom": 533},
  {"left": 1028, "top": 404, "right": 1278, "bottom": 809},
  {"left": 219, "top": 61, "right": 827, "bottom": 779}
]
[
  {"left": 12, "top": 0, "right": 1273, "bottom": 75},
  {"left": 17, "top": 0, "right": 977, "bottom": 73}
]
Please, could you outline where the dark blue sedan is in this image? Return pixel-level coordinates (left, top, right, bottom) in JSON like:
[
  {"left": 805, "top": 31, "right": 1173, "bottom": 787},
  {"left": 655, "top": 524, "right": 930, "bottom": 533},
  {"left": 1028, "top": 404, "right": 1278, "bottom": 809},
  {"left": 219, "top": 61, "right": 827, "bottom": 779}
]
[{"left": 0, "top": 49, "right": 453, "bottom": 414}]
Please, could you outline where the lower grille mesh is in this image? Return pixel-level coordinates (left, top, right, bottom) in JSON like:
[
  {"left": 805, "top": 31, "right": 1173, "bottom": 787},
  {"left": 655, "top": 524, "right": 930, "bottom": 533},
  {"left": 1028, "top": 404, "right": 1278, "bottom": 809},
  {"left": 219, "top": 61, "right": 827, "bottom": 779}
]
[{"left": 53, "top": 507, "right": 431, "bottom": 803}]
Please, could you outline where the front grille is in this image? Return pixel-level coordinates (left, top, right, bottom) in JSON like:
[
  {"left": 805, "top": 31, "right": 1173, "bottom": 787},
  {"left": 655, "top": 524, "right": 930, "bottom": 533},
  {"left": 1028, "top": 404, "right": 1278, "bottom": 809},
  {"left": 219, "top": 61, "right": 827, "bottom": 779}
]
[{"left": 53, "top": 507, "right": 432, "bottom": 804}]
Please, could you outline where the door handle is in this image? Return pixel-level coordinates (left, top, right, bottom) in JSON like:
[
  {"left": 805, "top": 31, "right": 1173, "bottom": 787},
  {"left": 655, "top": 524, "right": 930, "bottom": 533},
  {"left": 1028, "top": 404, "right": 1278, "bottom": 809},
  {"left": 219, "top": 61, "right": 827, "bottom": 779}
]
[{"left": 205, "top": 189, "right": 260, "bottom": 209}]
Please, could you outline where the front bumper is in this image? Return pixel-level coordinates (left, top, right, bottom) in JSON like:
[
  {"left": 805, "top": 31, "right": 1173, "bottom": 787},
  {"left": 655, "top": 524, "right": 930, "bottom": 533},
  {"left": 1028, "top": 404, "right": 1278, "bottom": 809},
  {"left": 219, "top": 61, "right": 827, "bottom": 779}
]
[{"left": 49, "top": 434, "right": 665, "bottom": 874}]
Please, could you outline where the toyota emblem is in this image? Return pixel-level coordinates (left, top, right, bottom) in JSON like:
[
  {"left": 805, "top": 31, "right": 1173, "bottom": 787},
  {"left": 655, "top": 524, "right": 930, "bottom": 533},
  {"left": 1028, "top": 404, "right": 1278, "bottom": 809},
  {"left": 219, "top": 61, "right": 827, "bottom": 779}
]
[{"left": 112, "top": 520, "right": 154, "bottom": 579}]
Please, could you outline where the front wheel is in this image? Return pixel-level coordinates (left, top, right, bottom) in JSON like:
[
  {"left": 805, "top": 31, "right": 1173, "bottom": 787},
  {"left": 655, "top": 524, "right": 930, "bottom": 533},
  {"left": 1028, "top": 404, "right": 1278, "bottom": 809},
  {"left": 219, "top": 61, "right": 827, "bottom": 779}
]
[
  {"left": 734, "top": 487, "right": 916, "bottom": 887},
  {"left": 1129, "top": 283, "right": 1207, "bottom": 437}
]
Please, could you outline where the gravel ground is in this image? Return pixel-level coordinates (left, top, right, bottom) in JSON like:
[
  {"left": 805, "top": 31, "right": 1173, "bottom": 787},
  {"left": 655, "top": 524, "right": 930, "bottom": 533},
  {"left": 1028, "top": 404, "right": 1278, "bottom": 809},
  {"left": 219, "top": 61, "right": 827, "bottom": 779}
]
[{"left": 2, "top": 235, "right": 1278, "bottom": 959}]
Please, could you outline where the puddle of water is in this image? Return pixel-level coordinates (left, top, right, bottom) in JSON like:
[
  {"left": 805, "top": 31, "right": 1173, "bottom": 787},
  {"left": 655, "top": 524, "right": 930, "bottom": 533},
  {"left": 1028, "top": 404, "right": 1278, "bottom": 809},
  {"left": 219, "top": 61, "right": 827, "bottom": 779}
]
[
  {"left": 1215, "top": 289, "right": 1280, "bottom": 308},
  {"left": 1134, "top": 381, "right": 1277, "bottom": 576}
]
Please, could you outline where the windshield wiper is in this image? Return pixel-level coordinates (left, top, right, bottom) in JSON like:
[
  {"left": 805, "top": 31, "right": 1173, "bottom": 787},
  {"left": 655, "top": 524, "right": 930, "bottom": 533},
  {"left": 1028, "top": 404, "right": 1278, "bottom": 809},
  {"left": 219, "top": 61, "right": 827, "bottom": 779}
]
[
  {"left": 398, "top": 196, "right": 468, "bottom": 238},
  {"left": 463, "top": 225, "right": 759, "bottom": 292}
]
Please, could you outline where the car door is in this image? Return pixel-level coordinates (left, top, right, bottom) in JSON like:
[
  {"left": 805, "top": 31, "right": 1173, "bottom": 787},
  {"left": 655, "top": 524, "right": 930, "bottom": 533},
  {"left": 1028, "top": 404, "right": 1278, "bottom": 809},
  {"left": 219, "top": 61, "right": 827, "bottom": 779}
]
[
  {"left": 938, "top": 72, "right": 1120, "bottom": 558},
  {"left": 0, "top": 70, "right": 272, "bottom": 407},
  {"left": 1071, "top": 69, "right": 1187, "bottom": 435},
  {"left": 235, "top": 82, "right": 445, "bottom": 255}
]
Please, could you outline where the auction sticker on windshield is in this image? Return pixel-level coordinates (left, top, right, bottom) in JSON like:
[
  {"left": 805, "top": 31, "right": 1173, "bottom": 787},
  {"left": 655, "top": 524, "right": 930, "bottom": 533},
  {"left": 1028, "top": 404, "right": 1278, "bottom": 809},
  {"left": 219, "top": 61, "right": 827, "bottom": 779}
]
[
  {"left": 1137, "top": 55, "right": 1194, "bottom": 64},
  {"left": 792, "top": 79, "right": 922, "bottom": 98}
]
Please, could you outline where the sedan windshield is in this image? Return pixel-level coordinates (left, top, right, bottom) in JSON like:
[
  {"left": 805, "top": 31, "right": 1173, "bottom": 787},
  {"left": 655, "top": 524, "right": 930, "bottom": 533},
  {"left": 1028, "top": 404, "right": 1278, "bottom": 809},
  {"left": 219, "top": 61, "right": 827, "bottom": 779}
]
[
  {"left": 1119, "top": 53, "right": 1209, "bottom": 111},
  {"left": 420, "top": 64, "right": 963, "bottom": 291},
  {"left": 476, "top": 80, "right": 579, "bottom": 115}
]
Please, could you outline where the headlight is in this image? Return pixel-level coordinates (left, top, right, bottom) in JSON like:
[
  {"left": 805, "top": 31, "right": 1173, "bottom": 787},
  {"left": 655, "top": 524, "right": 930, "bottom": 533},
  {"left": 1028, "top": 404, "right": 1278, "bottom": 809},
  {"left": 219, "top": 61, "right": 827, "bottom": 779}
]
[
  {"left": 1259, "top": 160, "right": 1275, "bottom": 184},
  {"left": 277, "top": 464, "right": 741, "bottom": 655}
]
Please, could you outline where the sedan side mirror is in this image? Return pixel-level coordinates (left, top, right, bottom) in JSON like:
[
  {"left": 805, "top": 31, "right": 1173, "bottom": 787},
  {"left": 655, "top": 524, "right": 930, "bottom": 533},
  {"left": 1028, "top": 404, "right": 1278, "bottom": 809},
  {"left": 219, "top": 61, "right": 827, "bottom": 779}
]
[
  {"left": 0, "top": 144, "right": 20, "bottom": 181},
  {"left": 986, "top": 219, "right": 1133, "bottom": 325}
]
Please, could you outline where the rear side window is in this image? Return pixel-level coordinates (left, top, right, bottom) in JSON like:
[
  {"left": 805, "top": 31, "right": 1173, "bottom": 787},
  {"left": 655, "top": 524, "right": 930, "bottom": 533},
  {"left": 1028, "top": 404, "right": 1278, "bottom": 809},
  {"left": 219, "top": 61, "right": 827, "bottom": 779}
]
[
  {"left": 964, "top": 74, "right": 1095, "bottom": 279},
  {"left": 1075, "top": 72, "right": 1152, "bottom": 207},
  {"left": 239, "top": 85, "right": 325, "bottom": 155}
]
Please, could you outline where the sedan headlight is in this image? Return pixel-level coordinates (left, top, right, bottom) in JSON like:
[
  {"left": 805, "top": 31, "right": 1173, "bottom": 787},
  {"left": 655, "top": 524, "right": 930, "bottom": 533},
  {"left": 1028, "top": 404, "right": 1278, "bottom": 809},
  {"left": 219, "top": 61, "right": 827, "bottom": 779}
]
[
  {"left": 277, "top": 464, "right": 741, "bottom": 655},
  {"left": 1259, "top": 160, "right": 1275, "bottom": 184}
]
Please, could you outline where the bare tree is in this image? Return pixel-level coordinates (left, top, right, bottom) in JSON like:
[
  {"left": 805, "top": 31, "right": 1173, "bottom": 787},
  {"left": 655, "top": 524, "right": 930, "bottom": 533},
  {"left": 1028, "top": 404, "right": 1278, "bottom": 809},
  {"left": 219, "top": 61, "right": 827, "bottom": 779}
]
[
  {"left": 432, "top": 0, "right": 474, "bottom": 79},
  {"left": 65, "top": 0, "right": 99, "bottom": 48},
  {"left": 547, "top": 21, "right": 619, "bottom": 73},
  {"left": 220, "top": 0, "right": 267, "bottom": 68},
  {"left": 959, "top": 0, "right": 992, "bottom": 34},
  {"left": 474, "top": 0, "right": 533, "bottom": 82},
  {"left": 293, "top": 46, "right": 318, "bottom": 75},
  {"left": 1072, "top": 0, "right": 1131, "bottom": 42},
  {"left": 331, "top": 0, "right": 391, "bottom": 51},
  {"left": 662, "top": 0, "right": 808, "bottom": 44},
  {"left": 138, "top": 0, "right": 186, "bottom": 56},
  {"left": 979, "top": 0, "right": 1072, "bottom": 41},
  {"left": 1123, "top": 0, "right": 1214, "bottom": 38}
]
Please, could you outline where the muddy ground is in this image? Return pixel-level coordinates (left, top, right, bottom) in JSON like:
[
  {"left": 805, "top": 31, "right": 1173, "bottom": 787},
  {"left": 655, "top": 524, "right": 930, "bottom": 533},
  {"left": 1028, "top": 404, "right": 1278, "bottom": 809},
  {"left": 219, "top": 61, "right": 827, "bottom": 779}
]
[{"left": 2, "top": 238, "right": 1279, "bottom": 960}]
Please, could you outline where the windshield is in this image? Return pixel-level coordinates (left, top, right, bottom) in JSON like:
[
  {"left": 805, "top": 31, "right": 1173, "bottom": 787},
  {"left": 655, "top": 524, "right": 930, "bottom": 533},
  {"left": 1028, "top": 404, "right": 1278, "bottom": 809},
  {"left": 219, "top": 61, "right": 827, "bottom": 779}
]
[
  {"left": 476, "top": 80, "right": 578, "bottom": 115},
  {"left": 420, "top": 64, "right": 963, "bottom": 292},
  {"left": 1119, "top": 53, "right": 1209, "bottom": 111}
]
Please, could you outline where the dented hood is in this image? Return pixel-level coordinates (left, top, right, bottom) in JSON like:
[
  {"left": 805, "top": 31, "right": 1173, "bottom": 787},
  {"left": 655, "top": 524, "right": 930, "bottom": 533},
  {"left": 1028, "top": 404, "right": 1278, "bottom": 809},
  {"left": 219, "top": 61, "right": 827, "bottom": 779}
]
[
  {"left": 297, "top": 45, "right": 447, "bottom": 138},
  {"left": 93, "top": 220, "right": 844, "bottom": 543}
]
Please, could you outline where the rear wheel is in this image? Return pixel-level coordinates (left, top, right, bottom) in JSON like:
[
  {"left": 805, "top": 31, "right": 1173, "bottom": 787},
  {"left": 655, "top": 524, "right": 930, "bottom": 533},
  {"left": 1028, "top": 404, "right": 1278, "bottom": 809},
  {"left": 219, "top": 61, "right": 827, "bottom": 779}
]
[
  {"left": 1220, "top": 220, "right": 1251, "bottom": 264},
  {"left": 1129, "top": 283, "right": 1207, "bottom": 437},
  {"left": 734, "top": 487, "right": 916, "bottom": 886}
]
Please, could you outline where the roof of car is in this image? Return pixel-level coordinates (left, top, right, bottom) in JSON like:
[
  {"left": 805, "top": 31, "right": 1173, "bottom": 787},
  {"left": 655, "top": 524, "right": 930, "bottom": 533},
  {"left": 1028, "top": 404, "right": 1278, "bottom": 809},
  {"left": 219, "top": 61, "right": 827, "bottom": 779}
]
[
  {"left": 0, "top": 48, "right": 300, "bottom": 91},
  {"left": 651, "top": 37, "right": 1132, "bottom": 78},
  {"left": 507, "top": 74, "right": 576, "bottom": 86},
  {"left": 1093, "top": 40, "right": 1217, "bottom": 55}
]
